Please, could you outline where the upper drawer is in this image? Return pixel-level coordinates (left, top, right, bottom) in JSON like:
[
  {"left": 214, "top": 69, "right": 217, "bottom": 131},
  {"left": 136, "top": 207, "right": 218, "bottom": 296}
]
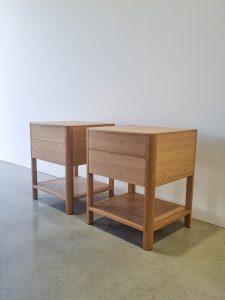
[
  {"left": 30, "top": 124, "right": 65, "bottom": 144},
  {"left": 88, "top": 131, "right": 146, "bottom": 158}
]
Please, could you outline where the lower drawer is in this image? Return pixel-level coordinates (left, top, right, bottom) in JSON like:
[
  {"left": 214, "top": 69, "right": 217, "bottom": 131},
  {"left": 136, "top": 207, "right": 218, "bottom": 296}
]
[
  {"left": 88, "top": 149, "right": 145, "bottom": 186},
  {"left": 31, "top": 139, "right": 65, "bottom": 165}
]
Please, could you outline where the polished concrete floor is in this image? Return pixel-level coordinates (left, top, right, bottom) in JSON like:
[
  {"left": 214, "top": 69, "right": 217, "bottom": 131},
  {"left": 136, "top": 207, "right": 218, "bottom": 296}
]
[{"left": 0, "top": 161, "right": 225, "bottom": 300}]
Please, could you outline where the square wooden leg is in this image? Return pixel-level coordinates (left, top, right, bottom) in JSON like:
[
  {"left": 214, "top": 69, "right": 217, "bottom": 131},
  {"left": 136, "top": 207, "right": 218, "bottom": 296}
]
[
  {"left": 65, "top": 163, "right": 74, "bottom": 215},
  {"left": 65, "top": 127, "right": 74, "bottom": 215},
  {"left": 31, "top": 158, "right": 38, "bottom": 199},
  {"left": 143, "top": 229, "right": 154, "bottom": 251},
  {"left": 143, "top": 135, "right": 157, "bottom": 250},
  {"left": 184, "top": 176, "right": 194, "bottom": 228},
  {"left": 87, "top": 173, "right": 93, "bottom": 224},
  {"left": 109, "top": 178, "right": 114, "bottom": 197},
  {"left": 74, "top": 165, "right": 78, "bottom": 176},
  {"left": 128, "top": 183, "right": 135, "bottom": 194}
]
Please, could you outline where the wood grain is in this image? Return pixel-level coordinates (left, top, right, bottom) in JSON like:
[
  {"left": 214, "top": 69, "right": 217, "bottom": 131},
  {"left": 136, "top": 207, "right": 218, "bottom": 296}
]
[
  {"left": 143, "top": 135, "right": 157, "bottom": 250},
  {"left": 88, "top": 131, "right": 146, "bottom": 158},
  {"left": 65, "top": 127, "right": 74, "bottom": 214},
  {"left": 34, "top": 176, "right": 109, "bottom": 200},
  {"left": 31, "top": 139, "right": 65, "bottom": 165},
  {"left": 184, "top": 175, "right": 194, "bottom": 228},
  {"left": 90, "top": 193, "right": 188, "bottom": 232},
  {"left": 31, "top": 124, "right": 65, "bottom": 144},
  {"left": 89, "top": 149, "right": 146, "bottom": 186},
  {"left": 155, "top": 131, "right": 197, "bottom": 186},
  {"left": 89, "top": 125, "right": 196, "bottom": 135},
  {"left": 31, "top": 158, "right": 38, "bottom": 199}
]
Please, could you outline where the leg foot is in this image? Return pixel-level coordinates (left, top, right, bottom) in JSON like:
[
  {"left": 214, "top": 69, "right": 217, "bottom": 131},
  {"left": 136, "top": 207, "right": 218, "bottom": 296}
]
[
  {"left": 66, "top": 198, "right": 73, "bottom": 215},
  {"left": 143, "top": 231, "right": 154, "bottom": 251},
  {"left": 32, "top": 188, "right": 38, "bottom": 200},
  {"left": 184, "top": 214, "right": 191, "bottom": 228},
  {"left": 87, "top": 210, "right": 93, "bottom": 225}
]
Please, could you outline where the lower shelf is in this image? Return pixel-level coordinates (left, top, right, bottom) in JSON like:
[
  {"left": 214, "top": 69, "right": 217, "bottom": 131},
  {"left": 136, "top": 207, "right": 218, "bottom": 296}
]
[
  {"left": 89, "top": 193, "right": 190, "bottom": 231},
  {"left": 33, "top": 176, "right": 109, "bottom": 201}
]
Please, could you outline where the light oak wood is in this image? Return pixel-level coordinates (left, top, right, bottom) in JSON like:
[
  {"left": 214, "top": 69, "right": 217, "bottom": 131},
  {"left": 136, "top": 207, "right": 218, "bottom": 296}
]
[
  {"left": 30, "top": 121, "right": 114, "bottom": 214},
  {"left": 31, "top": 139, "right": 65, "bottom": 165},
  {"left": 31, "top": 121, "right": 114, "bottom": 127},
  {"left": 73, "top": 127, "right": 86, "bottom": 165},
  {"left": 34, "top": 176, "right": 109, "bottom": 200},
  {"left": 72, "top": 124, "right": 114, "bottom": 165},
  {"left": 74, "top": 165, "right": 78, "bottom": 176},
  {"left": 184, "top": 176, "right": 194, "bottom": 227},
  {"left": 31, "top": 158, "right": 38, "bottom": 199},
  {"left": 89, "top": 131, "right": 146, "bottom": 157},
  {"left": 128, "top": 183, "right": 135, "bottom": 194},
  {"left": 143, "top": 135, "right": 157, "bottom": 250},
  {"left": 65, "top": 127, "right": 74, "bottom": 215},
  {"left": 87, "top": 128, "right": 94, "bottom": 224},
  {"left": 156, "top": 131, "right": 197, "bottom": 186},
  {"left": 89, "top": 150, "right": 145, "bottom": 186},
  {"left": 89, "top": 193, "right": 189, "bottom": 232},
  {"left": 31, "top": 124, "right": 65, "bottom": 144},
  {"left": 89, "top": 125, "right": 196, "bottom": 135},
  {"left": 87, "top": 125, "right": 197, "bottom": 250},
  {"left": 109, "top": 178, "right": 114, "bottom": 197}
]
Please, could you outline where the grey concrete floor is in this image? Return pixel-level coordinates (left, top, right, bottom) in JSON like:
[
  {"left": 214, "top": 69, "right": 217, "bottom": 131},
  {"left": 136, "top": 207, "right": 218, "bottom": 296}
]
[{"left": 0, "top": 161, "right": 225, "bottom": 300}]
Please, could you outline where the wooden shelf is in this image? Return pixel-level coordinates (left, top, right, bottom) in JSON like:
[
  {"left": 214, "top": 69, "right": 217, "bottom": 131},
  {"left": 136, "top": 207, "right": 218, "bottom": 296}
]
[
  {"left": 33, "top": 176, "right": 109, "bottom": 201},
  {"left": 89, "top": 193, "right": 190, "bottom": 232}
]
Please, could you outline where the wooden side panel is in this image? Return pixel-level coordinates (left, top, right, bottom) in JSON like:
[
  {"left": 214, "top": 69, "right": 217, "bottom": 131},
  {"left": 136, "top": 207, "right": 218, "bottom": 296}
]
[
  {"left": 31, "top": 139, "right": 65, "bottom": 165},
  {"left": 155, "top": 131, "right": 197, "bottom": 186},
  {"left": 89, "top": 150, "right": 145, "bottom": 186},
  {"left": 72, "top": 127, "right": 86, "bottom": 165},
  {"left": 31, "top": 125, "right": 65, "bottom": 144},
  {"left": 89, "top": 131, "right": 146, "bottom": 158}
]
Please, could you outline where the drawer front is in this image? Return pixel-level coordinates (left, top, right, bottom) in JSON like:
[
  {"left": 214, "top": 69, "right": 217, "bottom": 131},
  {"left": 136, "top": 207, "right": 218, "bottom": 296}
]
[
  {"left": 88, "top": 131, "right": 146, "bottom": 158},
  {"left": 31, "top": 125, "right": 65, "bottom": 144},
  {"left": 156, "top": 131, "right": 197, "bottom": 186},
  {"left": 89, "top": 150, "right": 145, "bottom": 186},
  {"left": 31, "top": 140, "right": 65, "bottom": 165}
]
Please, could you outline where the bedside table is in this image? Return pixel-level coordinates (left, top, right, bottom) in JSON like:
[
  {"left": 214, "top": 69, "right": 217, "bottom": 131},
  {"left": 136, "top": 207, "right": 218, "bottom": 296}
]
[
  {"left": 30, "top": 121, "right": 114, "bottom": 214},
  {"left": 86, "top": 125, "right": 197, "bottom": 250}
]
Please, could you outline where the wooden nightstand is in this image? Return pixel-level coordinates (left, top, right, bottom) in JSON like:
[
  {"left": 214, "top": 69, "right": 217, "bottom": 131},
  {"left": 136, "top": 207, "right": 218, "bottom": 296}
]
[
  {"left": 87, "top": 125, "right": 197, "bottom": 250},
  {"left": 30, "top": 121, "right": 114, "bottom": 214}
]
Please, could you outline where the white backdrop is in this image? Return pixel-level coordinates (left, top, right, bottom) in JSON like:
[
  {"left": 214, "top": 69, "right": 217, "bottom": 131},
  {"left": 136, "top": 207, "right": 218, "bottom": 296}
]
[{"left": 0, "top": 0, "right": 225, "bottom": 227}]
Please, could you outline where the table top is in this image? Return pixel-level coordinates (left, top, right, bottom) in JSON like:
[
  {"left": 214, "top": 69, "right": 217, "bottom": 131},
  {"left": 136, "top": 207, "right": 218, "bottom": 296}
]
[
  {"left": 30, "top": 121, "right": 114, "bottom": 127},
  {"left": 89, "top": 125, "right": 197, "bottom": 135}
]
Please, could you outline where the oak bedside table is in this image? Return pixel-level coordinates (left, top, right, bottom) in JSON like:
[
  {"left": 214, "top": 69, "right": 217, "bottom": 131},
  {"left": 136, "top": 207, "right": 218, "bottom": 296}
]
[
  {"left": 87, "top": 125, "right": 197, "bottom": 250},
  {"left": 30, "top": 121, "right": 114, "bottom": 215}
]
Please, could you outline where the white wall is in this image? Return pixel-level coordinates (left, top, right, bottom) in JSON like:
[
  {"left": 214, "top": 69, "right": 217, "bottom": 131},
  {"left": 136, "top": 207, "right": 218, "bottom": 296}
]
[{"left": 0, "top": 0, "right": 225, "bottom": 228}]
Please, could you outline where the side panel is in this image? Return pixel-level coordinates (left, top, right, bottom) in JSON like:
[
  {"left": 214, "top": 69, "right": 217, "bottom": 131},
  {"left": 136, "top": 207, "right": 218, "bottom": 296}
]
[{"left": 156, "top": 131, "right": 197, "bottom": 186}]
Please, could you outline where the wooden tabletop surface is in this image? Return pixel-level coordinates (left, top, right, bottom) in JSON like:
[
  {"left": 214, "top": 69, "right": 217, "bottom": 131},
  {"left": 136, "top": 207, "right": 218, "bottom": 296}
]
[
  {"left": 30, "top": 121, "right": 114, "bottom": 127},
  {"left": 89, "top": 125, "right": 196, "bottom": 135}
]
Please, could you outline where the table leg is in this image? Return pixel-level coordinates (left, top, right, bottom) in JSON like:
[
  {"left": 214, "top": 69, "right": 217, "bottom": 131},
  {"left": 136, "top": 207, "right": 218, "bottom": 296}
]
[
  {"left": 184, "top": 175, "right": 194, "bottom": 228},
  {"left": 31, "top": 158, "right": 38, "bottom": 199},
  {"left": 74, "top": 165, "right": 78, "bottom": 176},
  {"left": 87, "top": 173, "right": 94, "bottom": 224},
  {"left": 65, "top": 127, "right": 74, "bottom": 215},
  {"left": 128, "top": 183, "right": 135, "bottom": 194},
  {"left": 143, "top": 135, "right": 157, "bottom": 250},
  {"left": 109, "top": 178, "right": 114, "bottom": 197}
]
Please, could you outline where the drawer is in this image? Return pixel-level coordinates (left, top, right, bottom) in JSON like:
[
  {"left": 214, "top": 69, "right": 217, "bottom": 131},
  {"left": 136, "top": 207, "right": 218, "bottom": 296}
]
[
  {"left": 88, "top": 131, "right": 146, "bottom": 158},
  {"left": 89, "top": 149, "right": 146, "bottom": 186},
  {"left": 31, "top": 139, "right": 65, "bottom": 165},
  {"left": 30, "top": 124, "right": 65, "bottom": 144}
]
